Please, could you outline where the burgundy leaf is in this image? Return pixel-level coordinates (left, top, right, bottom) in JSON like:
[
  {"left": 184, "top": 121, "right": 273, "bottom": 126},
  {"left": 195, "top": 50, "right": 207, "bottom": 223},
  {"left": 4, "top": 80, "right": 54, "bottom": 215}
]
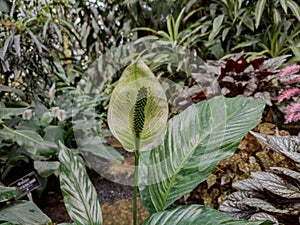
[{"left": 250, "top": 57, "right": 265, "bottom": 70}]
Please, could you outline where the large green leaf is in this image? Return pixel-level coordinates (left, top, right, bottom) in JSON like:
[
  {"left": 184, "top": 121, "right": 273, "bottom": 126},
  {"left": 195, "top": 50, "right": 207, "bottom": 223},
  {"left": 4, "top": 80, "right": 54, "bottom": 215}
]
[
  {"left": 107, "top": 61, "right": 168, "bottom": 152},
  {"left": 0, "top": 201, "right": 52, "bottom": 225},
  {"left": 0, "top": 103, "right": 26, "bottom": 120},
  {"left": 0, "top": 184, "right": 19, "bottom": 202},
  {"left": 139, "top": 96, "right": 265, "bottom": 213},
  {"left": 59, "top": 143, "right": 102, "bottom": 225},
  {"left": 141, "top": 205, "right": 272, "bottom": 225},
  {"left": 2, "top": 127, "right": 57, "bottom": 157}
]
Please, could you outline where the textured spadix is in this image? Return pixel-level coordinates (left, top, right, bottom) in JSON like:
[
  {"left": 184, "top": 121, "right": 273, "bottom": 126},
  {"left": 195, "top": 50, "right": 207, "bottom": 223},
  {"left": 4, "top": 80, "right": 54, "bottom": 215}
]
[{"left": 108, "top": 61, "right": 168, "bottom": 152}]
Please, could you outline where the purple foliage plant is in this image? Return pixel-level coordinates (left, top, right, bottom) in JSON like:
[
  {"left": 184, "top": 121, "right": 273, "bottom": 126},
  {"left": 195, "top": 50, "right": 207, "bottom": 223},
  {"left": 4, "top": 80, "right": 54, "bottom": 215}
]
[{"left": 277, "top": 64, "right": 300, "bottom": 123}]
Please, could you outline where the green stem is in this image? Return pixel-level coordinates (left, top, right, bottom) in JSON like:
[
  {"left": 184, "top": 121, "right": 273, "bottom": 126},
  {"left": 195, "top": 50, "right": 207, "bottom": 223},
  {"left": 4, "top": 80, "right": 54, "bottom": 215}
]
[{"left": 133, "top": 138, "right": 140, "bottom": 225}]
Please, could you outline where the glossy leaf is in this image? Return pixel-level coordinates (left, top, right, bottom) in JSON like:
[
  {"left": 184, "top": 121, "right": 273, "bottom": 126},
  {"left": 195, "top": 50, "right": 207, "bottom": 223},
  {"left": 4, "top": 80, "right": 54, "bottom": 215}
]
[
  {"left": 107, "top": 61, "right": 168, "bottom": 152},
  {"left": 141, "top": 204, "right": 271, "bottom": 225},
  {"left": 59, "top": 143, "right": 102, "bottom": 225},
  {"left": 251, "top": 172, "right": 300, "bottom": 199},
  {"left": 0, "top": 184, "right": 19, "bottom": 202},
  {"left": 0, "top": 201, "right": 52, "bottom": 225},
  {"left": 139, "top": 96, "right": 265, "bottom": 212},
  {"left": 255, "top": 0, "right": 266, "bottom": 28},
  {"left": 250, "top": 131, "right": 300, "bottom": 163}
]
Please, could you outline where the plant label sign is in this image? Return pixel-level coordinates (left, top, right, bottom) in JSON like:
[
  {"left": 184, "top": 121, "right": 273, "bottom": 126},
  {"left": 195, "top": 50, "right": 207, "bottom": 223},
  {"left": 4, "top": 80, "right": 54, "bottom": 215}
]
[{"left": 9, "top": 172, "right": 40, "bottom": 199}]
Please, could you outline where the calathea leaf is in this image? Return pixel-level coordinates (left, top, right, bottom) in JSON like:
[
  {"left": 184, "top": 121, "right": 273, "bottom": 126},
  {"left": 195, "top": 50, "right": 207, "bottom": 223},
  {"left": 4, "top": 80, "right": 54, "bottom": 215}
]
[
  {"left": 59, "top": 143, "right": 102, "bottom": 225},
  {"left": 141, "top": 204, "right": 272, "bottom": 225},
  {"left": 139, "top": 96, "right": 265, "bottom": 213},
  {"left": 107, "top": 61, "right": 168, "bottom": 152}
]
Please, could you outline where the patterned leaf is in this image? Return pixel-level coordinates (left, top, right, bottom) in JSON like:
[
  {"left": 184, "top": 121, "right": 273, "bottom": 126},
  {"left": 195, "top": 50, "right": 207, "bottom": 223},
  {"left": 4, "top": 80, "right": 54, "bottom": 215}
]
[
  {"left": 249, "top": 213, "right": 278, "bottom": 224},
  {"left": 250, "top": 131, "right": 300, "bottom": 163},
  {"left": 139, "top": 96, "right": 265, "bottom": 213},
  {"left": 251, "top": 172, "right": 300, "bottom": 199},
  {"left": 241, "top": 198, "right": 289, "bottom": 214},
  {"left": 141, "top": 204, "right": 271, "bottom": 225},
  {"left": 59, "top": 143, "right": 102, "bottom": 225},
  {"left": 232, "top": 178, "right": 264, "bottom": 192}
]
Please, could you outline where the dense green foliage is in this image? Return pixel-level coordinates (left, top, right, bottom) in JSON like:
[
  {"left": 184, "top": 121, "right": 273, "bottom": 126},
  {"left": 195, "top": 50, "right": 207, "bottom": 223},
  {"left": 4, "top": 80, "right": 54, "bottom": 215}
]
[{"left": 0, "top": 0, "right": 299, "bottom": 224}]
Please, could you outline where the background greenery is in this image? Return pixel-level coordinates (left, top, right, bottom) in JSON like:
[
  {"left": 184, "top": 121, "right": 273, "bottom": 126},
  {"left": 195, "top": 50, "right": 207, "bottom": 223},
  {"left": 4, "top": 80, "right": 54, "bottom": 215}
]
[{"left": 0, "top": 0, "right": 299, "bottom": 224}]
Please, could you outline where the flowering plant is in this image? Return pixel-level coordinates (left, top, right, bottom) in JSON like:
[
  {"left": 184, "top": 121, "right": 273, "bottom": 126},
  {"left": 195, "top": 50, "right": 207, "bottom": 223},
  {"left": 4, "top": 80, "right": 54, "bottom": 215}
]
[{"left": 277, "top": 64, "right": 300, "bottom": 123}]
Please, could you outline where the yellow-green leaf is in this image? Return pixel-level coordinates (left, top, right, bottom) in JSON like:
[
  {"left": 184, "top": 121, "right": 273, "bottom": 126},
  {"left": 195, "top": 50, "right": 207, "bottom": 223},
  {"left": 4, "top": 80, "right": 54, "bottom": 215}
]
[{"left": 107, "top": 61, "right": 168, "bottom": 152}]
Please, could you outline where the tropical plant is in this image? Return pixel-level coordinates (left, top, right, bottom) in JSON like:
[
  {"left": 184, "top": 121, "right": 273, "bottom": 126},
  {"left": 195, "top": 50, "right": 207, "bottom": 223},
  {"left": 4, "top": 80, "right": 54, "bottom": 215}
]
[
  {"left": 168, "top": 54, "right": 289, "bottom": 115},
  {"left": 0, "top": 61, "right": 268, "bottom": 225},
  {"left": 276, "top": 63, "right": 300, "bottom": 123},
  {"left": 220, "top": 131, "right": 300, "bottom": 225},
  {"left": 56, "top": 60, "right": 268, "bottom": 225},
  {"left": 0, "top": 183, "right": 51, "bottom": 224},
  {"left": 180, "top": 0, "right": 300, "bottom": 59}
]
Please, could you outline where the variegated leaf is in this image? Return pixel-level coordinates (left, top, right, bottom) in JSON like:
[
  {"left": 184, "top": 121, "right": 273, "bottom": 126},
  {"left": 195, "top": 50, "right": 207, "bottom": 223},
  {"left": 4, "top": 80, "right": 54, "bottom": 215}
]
[
  {"left": 59, "top": 143, "right": 102, "bottom": 225},
  {"left": 251, "top": 172, "right": 300, "bottom": 199}
]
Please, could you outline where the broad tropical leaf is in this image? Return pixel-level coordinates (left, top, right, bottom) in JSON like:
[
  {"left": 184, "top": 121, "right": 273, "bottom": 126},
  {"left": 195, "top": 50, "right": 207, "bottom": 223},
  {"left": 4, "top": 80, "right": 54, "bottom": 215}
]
[
  {"left": 59, "top": 143, "right": 102, "bottom": 225},
  {"left": 0, "top": 201, "right": 52, "bottom": 225},
  {"left": 0, "top": 184, "right": 19, "bottom": 202},
  {"left": 1, "top": 127, "right": 57, "bottom": 157},
  {"left": 139, "top": 96, "right": 265, "bottom": 212},
  {"left": 107, "top": 61, "right": 168, "bottom": 152},
  {"left": 141, "top": 204, "right": 272, "bottom": 225}
]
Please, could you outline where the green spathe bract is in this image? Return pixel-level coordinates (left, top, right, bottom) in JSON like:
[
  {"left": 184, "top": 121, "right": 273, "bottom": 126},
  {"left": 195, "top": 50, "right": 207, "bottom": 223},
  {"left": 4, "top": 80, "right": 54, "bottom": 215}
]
[{"left": 107, "top": 61, "right": 168, "bottom": 152}]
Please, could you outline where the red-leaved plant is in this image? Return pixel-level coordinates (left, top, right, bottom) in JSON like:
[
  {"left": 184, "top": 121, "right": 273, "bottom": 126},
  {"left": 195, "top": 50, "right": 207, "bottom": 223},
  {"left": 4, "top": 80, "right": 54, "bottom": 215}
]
[{"left": 277, "top": 64, "right": 300, "bottom": 123}]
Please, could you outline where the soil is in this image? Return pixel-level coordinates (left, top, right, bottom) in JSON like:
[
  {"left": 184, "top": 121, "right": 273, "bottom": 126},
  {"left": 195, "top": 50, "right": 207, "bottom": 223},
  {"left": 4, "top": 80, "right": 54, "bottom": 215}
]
[{"left": 34, "top": 170, "right": 150, "bottom": 224}]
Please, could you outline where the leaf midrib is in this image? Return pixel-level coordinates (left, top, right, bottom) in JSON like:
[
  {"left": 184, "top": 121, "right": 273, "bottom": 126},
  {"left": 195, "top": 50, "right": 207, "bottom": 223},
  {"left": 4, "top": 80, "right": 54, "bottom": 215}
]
[
  {"left": 159, "top": 101, "right": 250, "bottom": 211},
  {"left": 61, "top": 152, "right": 98, "bottom": 225}
]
